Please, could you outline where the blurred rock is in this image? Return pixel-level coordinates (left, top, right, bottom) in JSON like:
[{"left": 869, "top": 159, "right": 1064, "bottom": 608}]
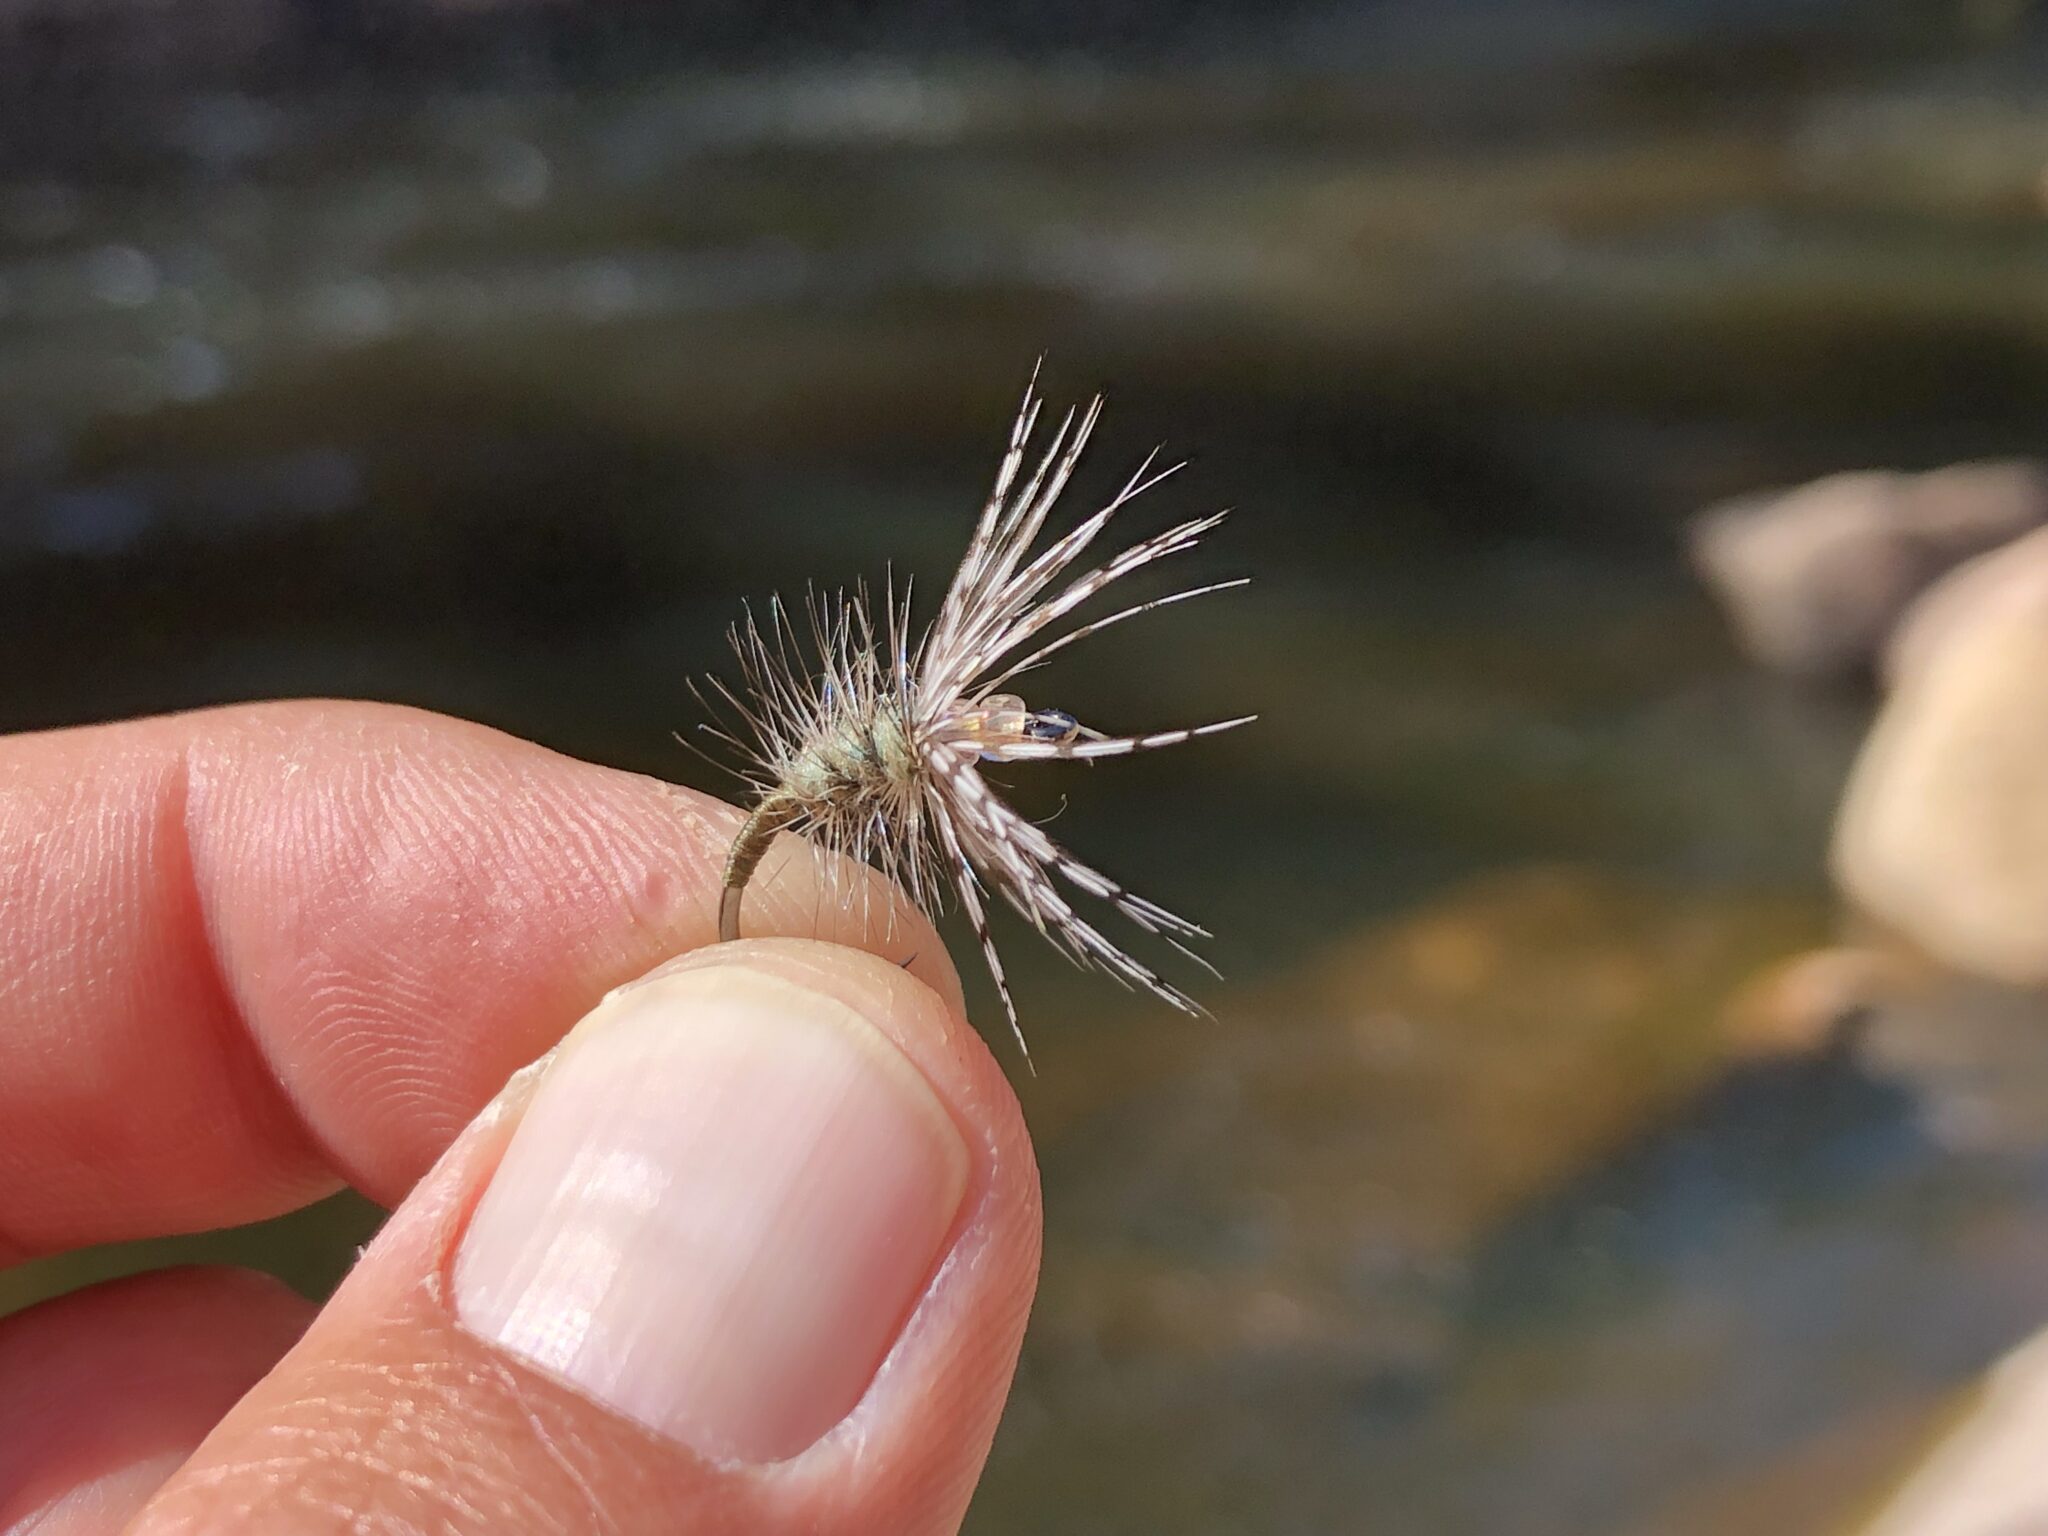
[
  {"left": 1856, "top": 1326, "right": 2048, "bottom": 1536},
  {"left": 1835, "top": 538, "right": 2048, "bottom": 985},
  {"left": 1689, "top": 462, "right": 2048, "bottom": 680},
  {"left": 1886, "top": 522, "right": 2048, "bottom": 690},
  {"left": 1717, "top": 943, "right": 2048, "bottom": 1156},
  {"left": 1718, "top": 945, "right": 1918, "bottom": 1063}
]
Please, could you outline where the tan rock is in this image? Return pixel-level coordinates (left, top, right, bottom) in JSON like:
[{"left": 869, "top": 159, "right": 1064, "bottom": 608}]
[
  {"left": 1717, "top": 945, "right": 1921, "bottom": 1062},
  {"left": 1855, "top": 1328, "right": 2048, "bottom": 1536},
  {"left": 1886, "top": 522, "right": 2048, "bottom": 691},
  {"left": 1690, "top": 462, "right": 2048, "bottom": 680},
  {"left": 1834, "top": 544, "right": 2048, "bottom": 985}
]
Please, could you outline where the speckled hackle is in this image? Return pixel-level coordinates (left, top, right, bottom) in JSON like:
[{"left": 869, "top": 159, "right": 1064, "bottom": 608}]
[{"left": 697, "top": 366, "right": 1252, "bottom": 1060}]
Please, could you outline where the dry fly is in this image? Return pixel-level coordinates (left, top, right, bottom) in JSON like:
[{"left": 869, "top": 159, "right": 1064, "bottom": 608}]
[{"left": 696, "top": 369, "right": 1253, "bottom": 1058}]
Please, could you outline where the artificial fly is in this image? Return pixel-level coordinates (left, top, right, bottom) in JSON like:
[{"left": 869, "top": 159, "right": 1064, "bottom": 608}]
[{"left": 697, "top": 368, "right": 1252, "bottom": 1058}]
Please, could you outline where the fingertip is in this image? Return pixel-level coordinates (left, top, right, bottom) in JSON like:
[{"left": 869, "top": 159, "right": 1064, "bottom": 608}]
[
  {"left": 451, "top": 938, "right": 1040, "bottom": 1480},
  {"left": 1, "top": 699, "right": 972, "bottom": 1253},
  {"left": 132, "top": 942, "right": 1041, "bottom": 1536},
  {"left": 0, "top": 1267, "right": 314, "bottom": 1532},
  {"left": 649, "top": 939, "right": 1012, "bottom": 1127},
  {"left": 713, "top": 856, "right": 972, "bottom": 1020}
]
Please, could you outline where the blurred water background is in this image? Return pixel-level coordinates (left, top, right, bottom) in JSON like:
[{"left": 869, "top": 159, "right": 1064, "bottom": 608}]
[{"left": 9, "top": 1, "right": 2048, "bottom": 1530}]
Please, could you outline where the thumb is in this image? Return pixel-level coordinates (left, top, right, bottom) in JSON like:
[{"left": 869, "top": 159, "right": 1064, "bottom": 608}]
[{"left": 128, "top": 941, "right": 1042, "bottom": 1536}]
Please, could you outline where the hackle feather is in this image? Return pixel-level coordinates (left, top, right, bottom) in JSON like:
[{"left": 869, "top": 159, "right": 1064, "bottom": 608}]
[{"left": 700, "top": 369, "right": 1252, "bottom": 1058}]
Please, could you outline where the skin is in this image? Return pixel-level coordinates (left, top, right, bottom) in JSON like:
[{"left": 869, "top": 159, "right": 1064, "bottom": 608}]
[{"left": 0, "top": 701, "right": 1042, "bottom": 1535}]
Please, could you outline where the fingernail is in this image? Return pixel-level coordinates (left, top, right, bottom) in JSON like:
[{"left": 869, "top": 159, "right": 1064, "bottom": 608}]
[{"left": 452, "top": 962, "right": 970, "bottom": 1462}]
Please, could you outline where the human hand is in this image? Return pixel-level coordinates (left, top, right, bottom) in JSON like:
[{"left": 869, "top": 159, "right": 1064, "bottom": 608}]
[{"left": 0, "top": 702, "right": 1042, "bottom": 1535}]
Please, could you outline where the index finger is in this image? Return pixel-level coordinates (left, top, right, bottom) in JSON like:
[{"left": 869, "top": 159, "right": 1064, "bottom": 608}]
[{"left": 0, "top": 700, "right": 962, "bottom": 1261}]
